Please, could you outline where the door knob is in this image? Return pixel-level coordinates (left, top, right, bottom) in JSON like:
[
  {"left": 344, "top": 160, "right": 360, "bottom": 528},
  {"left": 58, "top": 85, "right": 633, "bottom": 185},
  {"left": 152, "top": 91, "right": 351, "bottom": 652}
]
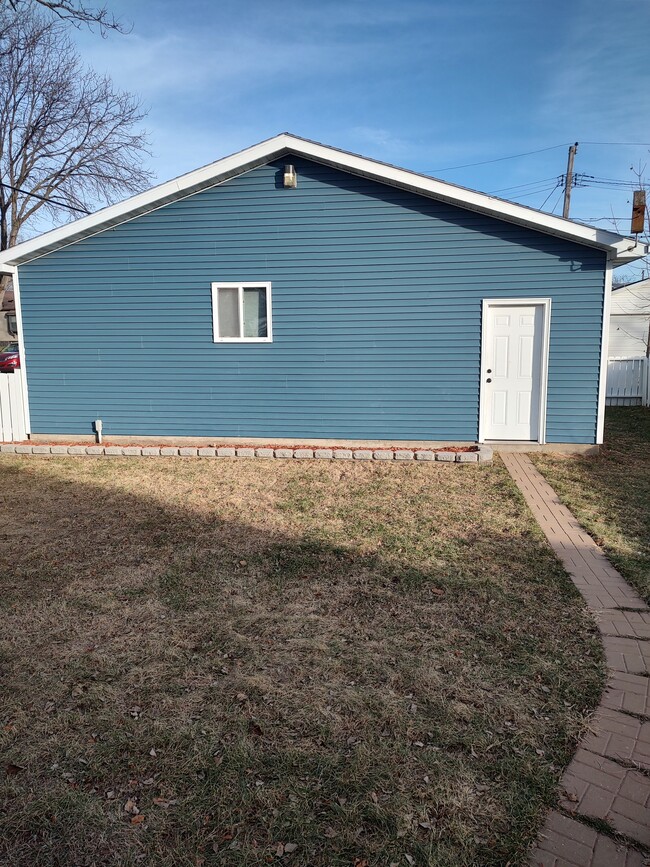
[
  {"left": 487, "top": 369, "right": 492, "bottom": 373},
  {"left": 486, "top": 378, "right": 492, "bottom": 383}
]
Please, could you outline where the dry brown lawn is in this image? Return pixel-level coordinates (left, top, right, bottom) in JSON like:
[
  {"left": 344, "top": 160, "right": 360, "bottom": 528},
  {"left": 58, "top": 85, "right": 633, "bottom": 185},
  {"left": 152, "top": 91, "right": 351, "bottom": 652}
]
[{"left": 0, "top": 455, "right": 602, "bottom": 866}]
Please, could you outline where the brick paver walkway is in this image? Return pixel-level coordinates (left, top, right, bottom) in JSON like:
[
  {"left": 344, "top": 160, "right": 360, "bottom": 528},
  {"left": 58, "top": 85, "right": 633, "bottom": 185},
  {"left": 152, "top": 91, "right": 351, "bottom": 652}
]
[{"left": 501, "top": 452, "right": 650, "bottom": 867}]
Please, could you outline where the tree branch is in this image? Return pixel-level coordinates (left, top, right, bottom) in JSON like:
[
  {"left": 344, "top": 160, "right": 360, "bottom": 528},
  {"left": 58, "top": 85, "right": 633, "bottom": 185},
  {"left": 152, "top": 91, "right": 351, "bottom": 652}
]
[
  {"left": 4, "top": 0, "right": 128, "bottom": 35},
  {"left": 0, "top": 6, "right": 152, "bottom": 248}
]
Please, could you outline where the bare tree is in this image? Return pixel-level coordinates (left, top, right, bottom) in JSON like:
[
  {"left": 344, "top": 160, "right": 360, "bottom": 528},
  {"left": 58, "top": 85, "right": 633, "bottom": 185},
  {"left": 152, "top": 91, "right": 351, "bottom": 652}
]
[
  {"left": 0, "top": 8, "right": 152, "bottom": 260},
  {"left": 609, "top": 159, "right": 650, "bottom": 287},
  {"left": 3, "top": 0, "right": 125, "bottom": 33}
]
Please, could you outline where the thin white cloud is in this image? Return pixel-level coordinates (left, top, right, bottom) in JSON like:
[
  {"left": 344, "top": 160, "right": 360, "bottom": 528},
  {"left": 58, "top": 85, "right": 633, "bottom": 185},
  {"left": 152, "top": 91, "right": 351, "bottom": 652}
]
[{"left": 539, "top": 0, "right": 650, "bottom": 140}]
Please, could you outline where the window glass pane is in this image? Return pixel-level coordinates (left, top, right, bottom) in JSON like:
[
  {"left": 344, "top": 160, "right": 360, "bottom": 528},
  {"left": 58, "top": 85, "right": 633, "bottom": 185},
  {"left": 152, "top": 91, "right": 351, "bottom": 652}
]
[
  {"left": 217, "top": 287, "right": 240, "bottom": 338},
  {"left": 243, "top": 287, "right": 268, "bottom": 338}
]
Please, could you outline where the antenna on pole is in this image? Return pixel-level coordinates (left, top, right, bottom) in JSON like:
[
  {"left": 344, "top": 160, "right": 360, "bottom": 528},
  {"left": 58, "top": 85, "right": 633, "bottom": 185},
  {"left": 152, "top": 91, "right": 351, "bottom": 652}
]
[{"left": 562, "top": 142, "right": 578, "bottom": 219}]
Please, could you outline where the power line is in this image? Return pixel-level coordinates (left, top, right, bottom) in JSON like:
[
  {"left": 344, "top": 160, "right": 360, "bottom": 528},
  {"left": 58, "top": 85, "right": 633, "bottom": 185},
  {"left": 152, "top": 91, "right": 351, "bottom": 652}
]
[
  {"left": 581, "top": 141, "right": 650, "bottom": 146},
  {"left": 549, "top": 186, "right": 566, "bottom": 215},
  {"left": 489, "top": 176, "right": 559, "bottom": 193},
  {"left": 428, "top": 143, "right": 570, "bottom": 173},
  {"left": 583, "top": 179, "right": 640, "bottom": 189},
  {"left": 539, "top": 183, "right": 562, "bottom": 212},
  {"left": 420, "top": 140, "right": 650, "bottom": 176},
  {"left": 505, "top": 184, "right": 562, "bottom": 201},
  {"left": 0, "top": 182, "right": 90, "bottom": 215},
  {"left": 573, "top": 216, "right": 630, "bottom": 221},
  {"left": 587, "top": 176, "right": 640, "bottom": 185}
]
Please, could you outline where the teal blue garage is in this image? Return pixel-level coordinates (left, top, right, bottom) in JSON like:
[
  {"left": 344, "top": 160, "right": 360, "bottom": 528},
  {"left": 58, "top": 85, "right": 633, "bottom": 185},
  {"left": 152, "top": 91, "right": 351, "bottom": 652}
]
[{"left": 0, "top": 134, "right": 645, "bottom": 447}]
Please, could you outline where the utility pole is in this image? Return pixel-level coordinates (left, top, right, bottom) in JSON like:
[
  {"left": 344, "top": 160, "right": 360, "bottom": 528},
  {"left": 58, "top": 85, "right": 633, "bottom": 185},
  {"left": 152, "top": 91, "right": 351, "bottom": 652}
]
[{"left": 562, "top": 142, "right": 578, "bottom": 219}]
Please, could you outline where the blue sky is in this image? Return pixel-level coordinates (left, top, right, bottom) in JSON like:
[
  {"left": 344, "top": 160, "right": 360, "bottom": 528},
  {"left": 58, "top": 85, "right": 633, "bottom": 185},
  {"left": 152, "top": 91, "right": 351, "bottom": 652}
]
[{"left": 70, "top": 0, "right": 650, "bottom": 274}]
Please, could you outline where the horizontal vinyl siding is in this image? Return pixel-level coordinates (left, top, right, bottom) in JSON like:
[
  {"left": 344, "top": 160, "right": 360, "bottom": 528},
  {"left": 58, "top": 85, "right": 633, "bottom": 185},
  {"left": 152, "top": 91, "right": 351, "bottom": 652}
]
[{"left": 18, "top": 156, "right": 605, "bottom": 442}]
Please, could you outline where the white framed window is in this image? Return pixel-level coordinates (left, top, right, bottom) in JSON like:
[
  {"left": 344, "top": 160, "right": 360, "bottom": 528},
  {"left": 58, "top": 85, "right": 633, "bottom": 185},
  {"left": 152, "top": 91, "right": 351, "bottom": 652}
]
[{"left": 211, "top": 282, "right": 272, "bottom": 343}]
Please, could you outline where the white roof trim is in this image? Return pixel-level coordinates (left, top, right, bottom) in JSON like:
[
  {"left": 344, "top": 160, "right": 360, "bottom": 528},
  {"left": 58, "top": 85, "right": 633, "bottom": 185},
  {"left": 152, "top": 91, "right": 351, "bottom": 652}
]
[
  {"left": 612, "top": 276, "right": 650, "bottom": 292},
  {"left": 0, "top": 132, "right": 647, "bottom": 269}
]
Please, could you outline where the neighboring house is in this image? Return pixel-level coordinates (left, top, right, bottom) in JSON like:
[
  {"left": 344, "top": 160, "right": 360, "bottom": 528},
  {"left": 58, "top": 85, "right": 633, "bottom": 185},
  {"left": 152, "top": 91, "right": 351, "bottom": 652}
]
[
  {"left": 0, "top": 285, "right": 17, "bottom": 344},
  {"left": 0, "top": 133, "right": 646, "bottom": 448},
  {"left": 609, "top": 278, "right": 650, "bottom": 358}
]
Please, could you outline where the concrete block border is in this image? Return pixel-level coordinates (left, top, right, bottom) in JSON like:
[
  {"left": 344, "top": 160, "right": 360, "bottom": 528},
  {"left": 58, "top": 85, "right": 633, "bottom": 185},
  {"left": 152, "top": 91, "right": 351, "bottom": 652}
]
[{"left": 0, "top": 442, "right": 493, "bottom": 463}]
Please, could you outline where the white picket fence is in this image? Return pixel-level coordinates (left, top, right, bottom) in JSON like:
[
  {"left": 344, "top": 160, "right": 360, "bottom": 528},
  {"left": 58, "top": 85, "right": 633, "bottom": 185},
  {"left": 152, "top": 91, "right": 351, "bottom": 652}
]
[
  {"left": 0, "top": 371, "right": 27, "bottom": 441},
  {"left": 606, "top": 356, "right": 650, "bottom": 406}
]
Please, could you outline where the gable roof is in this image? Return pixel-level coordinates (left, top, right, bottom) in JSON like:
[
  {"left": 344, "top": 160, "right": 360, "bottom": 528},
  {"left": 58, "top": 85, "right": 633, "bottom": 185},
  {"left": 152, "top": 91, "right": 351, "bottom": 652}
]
[
  {"left": 0, "top": 132, "right": 647, "bottom": 271},
  {"left": 612, "top": 277, "right": 650, "bottom": 293},
  {"left": 611, "top": 277, "right": 650, "bottom": 317}
]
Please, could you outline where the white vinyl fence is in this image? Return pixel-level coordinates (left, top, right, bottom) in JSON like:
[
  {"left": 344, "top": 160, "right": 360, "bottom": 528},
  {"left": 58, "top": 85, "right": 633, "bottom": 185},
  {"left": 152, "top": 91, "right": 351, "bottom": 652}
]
[
  {"left": 606, "top": 357, "right": 650, "bottom": 406},
  {"left": 0, "top": 371, "right": 27, "bottom": 441}
]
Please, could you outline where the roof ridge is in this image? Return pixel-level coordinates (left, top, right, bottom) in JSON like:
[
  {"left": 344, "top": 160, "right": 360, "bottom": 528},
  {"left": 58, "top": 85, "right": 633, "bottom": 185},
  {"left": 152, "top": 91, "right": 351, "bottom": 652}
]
[{"left": 0, "top": 133, "right": 646, "bottom": 269}]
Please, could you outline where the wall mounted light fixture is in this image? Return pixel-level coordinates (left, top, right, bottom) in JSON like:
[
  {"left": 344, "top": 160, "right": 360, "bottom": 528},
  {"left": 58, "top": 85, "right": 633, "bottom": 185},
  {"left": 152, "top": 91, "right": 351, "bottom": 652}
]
[{"left": 283, "top": 165, "right": 297, "bottom": 188}]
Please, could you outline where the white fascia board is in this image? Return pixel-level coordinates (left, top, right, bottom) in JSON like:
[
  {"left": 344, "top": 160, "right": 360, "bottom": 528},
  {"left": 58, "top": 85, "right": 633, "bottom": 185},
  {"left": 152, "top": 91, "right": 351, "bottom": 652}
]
[
  {"left": 290, "top": 137, "right": 646, "bottom": 263},
  {"left": 0, "top": 135, "right": 289, "bottom": 269},
  {"left": 0, "top": 132, "right": 646, "bottom": 267}
]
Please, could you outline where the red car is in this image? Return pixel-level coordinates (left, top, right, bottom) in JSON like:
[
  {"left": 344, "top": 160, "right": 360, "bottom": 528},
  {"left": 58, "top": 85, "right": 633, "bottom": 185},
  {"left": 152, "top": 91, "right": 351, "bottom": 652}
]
[{"left": 0, "top": 342, "right": 20, "bottom": 371}]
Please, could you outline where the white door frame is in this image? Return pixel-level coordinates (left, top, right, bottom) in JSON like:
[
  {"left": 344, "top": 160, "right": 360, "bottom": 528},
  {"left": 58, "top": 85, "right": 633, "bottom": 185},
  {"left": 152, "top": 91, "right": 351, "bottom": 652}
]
[
  {"left": 595, "top": 261, "right": 613, "bottom": 444},
  {"left": 478, "top": 298, "right": 551, "bottom": 444}
]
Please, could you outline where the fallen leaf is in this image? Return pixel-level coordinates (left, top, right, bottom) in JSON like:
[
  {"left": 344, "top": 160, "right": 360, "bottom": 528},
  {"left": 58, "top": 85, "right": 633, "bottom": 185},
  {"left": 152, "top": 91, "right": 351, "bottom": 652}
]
[
  {"left": 131, "top": 814, "right": 145, "bottom": 825},
  {"left": 149, "top": 748, "right": 157, "bottom": 757},
  {"left": 124, "top": 799, "right": 139, "bottom": 815},
  {"left": 236, "top": 693, "right": 247, "bottom": 703},
  {"left": 404, "top": 856, "right": 415, "bottom": 866},
  {"left": 275, "top": 842, "right": 284, "bottom": 856},
  {"left": 284, "top": 843, "right": 298, "bottom": 853},
  {"left": 5, "top": 763, "right": 25, "bottom": 776},
  {"left": 430, "top": 588, "right": 445, "bottom": 596},
  {"left": 153, "top": 797, "right": 169, "bottom": 807}
]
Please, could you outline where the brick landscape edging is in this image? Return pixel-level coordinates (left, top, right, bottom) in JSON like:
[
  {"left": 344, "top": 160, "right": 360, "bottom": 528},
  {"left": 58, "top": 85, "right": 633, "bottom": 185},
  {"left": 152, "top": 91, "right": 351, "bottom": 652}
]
[
  {"left": 0, "top": 443, "right": 493, "bottom": 463},
  {"left": 502, "top": 453, "right": 650, "bottom": 867}
]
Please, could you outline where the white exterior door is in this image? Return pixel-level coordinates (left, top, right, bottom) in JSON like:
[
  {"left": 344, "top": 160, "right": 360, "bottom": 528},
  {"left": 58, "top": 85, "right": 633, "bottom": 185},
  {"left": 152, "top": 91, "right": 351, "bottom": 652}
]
[{"left": 482, "top": 303, "right": 546, "bottom": 441}]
